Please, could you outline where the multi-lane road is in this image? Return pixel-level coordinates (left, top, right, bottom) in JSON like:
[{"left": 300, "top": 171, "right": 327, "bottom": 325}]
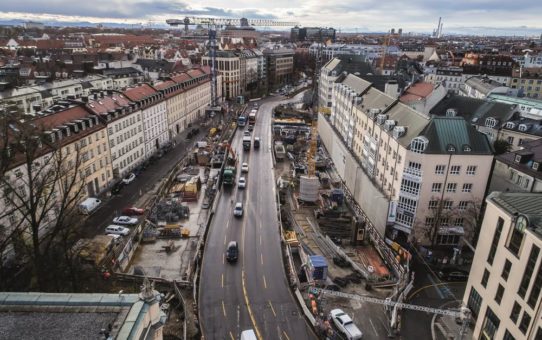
[{"left": 200, "top": 96, "right": 316, "bottom": 339}]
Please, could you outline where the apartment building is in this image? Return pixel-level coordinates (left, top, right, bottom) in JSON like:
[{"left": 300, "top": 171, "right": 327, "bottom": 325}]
[
  {"left": 85, "top": 91, "right": 145, "bottom": 179},
  {"left": 424, "top": 67, "right": 463, "bottom": 94},
  {"left": 202, "top": 51, "right": 240, "bottom": 99},
  {"left": 324, "top": 74, "right": 493, "bottom": 245},
  {"left": 123, "top": 84, "right": 168, "bottom": 157},
  {"left": 463, "top": 192, "right": 542, "bottom": 340},
  {"left": 461, "top": 76, "right": 512, "bottom": 99},
  {"left": 264, "top": 48, "right": 294, "bottom": 91},
  {"left": 511, "top": 68, "right": 542, "bottom": 99}
]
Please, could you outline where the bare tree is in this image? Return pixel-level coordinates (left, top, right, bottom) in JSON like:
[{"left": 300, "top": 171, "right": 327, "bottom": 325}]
[{"left": 0, "top": 111, "right": 87, "bottom": 290}]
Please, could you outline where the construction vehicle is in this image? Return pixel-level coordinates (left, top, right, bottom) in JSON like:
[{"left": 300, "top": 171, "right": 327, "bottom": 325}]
[
  {"left": 221, "top": 143, "right": 238, "bottom": 186},
  {"left": 311, "top": 288, "right": 471, "bottom": 339}
]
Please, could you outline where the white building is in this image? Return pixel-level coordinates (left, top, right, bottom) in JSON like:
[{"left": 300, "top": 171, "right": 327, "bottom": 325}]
[
  {"left": 464, "top": 192, "right": 542, "bottom": 340},
  {"left": 123, "top": 84, "right": 169, "bottom": 157},
  {"left": 424, "top": 67, "right": 463, "bottom": 94}
]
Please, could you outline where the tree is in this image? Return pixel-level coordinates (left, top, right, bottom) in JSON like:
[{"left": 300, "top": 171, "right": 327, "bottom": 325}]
[
  {"left": 0, "top": 110, "right": 87, "bottom": 290},
  {"left": 493, "top": 139, "right": 511, "bottom": 155}
]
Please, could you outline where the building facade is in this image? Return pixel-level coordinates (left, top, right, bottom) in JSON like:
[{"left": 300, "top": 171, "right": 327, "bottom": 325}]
[
  {"left": 202, "top": 51, "right": 240, "bottom": 99},
  {"left": 263, "top": 48, "right": 294, "bottom": 91},
  {"left": 463, "top": 192, "right": 542, "bottom": 340}
]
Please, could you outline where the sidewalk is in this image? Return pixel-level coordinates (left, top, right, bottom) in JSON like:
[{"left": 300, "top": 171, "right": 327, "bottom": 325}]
[{"left": 432, "top": 300, "right": 472, "bottom": 340}]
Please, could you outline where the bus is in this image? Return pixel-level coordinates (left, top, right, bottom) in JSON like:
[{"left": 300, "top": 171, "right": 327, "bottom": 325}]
[
  {"left": 237, "top": 115, "right": 247, "bottom": 127},
  {"left": 248, "top": 110, "right": 257, "bottom": 125}
]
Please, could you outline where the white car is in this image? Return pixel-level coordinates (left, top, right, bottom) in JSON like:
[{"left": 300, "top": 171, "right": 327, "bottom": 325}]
[
  {"left": 238, "top": 177, "right": 246, "bottom": 189},
  {"left": 113, "top": 216, "right": 139, "bottom": 225},
  {"left": 243, "top": 131, "right": 251, "bottom": 136},
  {"left": 105, "top": 225, "right": 130, "bottom": 236},
  {"left": 330, "top": 309, "right": 363, "bottom": 340},
  {"left": 122, "top": 172, "right": 136, "bottom": 184},
  {"left": 241, "top": 162, "right": 249, "bottom": 173},
  {"left": 233, "top": 202, "right": 243, "bottom": 217}
]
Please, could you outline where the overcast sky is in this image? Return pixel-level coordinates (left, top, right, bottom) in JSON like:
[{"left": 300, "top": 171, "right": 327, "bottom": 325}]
[{"left": 2, "top": 0, "right": 542, "bottom": 35}]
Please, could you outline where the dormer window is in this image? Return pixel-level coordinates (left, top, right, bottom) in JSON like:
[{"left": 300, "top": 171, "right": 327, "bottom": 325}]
[
  {"left": 518, "top": 124, "right": 529, "bottom": 132},
  {"left": 410, "top": 136, "right": 428, "bottom": 153},
  {"left": 462, "top": 144, "right": 472, "bottom": 152},
  {"left": 515, "top": 154, "right": 522, "bottom": 163},
  {"left": 505, "top": 122, "right": 515, "bottom": 129},
  {"left": 533, "top": 162, "right": 539, "bottom": 171},
  {"left": 447, "top": 144, "right": 457, "bottom": 153},
  {"left": 485, "top": 117, "right": 497, "bottom": 128},
  {"left": 446, "top": 108, "right": 457, "bottom": 117}
]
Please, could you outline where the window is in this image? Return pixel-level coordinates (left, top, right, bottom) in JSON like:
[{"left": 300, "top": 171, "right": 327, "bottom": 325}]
[
  {"left": 495, "top": 284, "right": 504, "bottom": 304},
  {"left": 432, "top": 183, "right": 442, "bottom": 193},
  {"left": 481, "top": 307, "right": 500, "bottom": 339},
  {"left": 527, "top": 259, "right": 542, "bottom": 308},
  {"left": 509, "top": 217, "right": 528, "bottom": 256},
  {"left": 454, "top": 218, "right": 464, "bottom": 227},
  {"left": 425, "top": 217, "right": 435, "bottom": 227},
  {"left": 435, "top": 165, "right": 446, "bottom": 174},
  {"left": 462, "top": 183, "right": 473, "bottom": 193},
  {"left": 450, "top": 165, "right": 461, "bottom": 175},
  {"left": 510, "top": 302, "right": 521, "bottom": 323},
  {"left": 443, "top": 200, "right": 453, "bottom": 209},
  {"left": 518, "top": 311, "right": 531, "bottom": 334},
  {"left": 410, "top": 136, "right": 428, "bottom": 153},
  {"left": 446, "top": 183, "right": 457, "bottom": 193},
  {"left": 507, "top": 136, "right": 515, "bottom": 145},
  {"left": 485, "top": 117, "right": 497, "bottom": 128},
  {"left": 481, "top": 269, "right": 490, "bottom": 288},
  {"left": 400, "top": 179, "right": 421, "bottom": 196},
  {"left": 519, "top": 245, "right": 540, "bottom": 298},
  {"left": 428, "top": 200, "right": 439, "bottom": 209},
  {"left": 467, "top": 287, "right": 482, "bottom": 318},
  {"left": 502, "top": 259, "right": 512, "bottom": 281},
  {"left": 503, "top": 330, "right": 516, "bottom": 340},
  {"left": 458, "top": 201, "right": 469, "bottom": 210}
]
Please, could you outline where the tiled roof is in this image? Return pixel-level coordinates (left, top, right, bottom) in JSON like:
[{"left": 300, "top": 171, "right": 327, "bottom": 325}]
[
  {"left": 122, "top": 83, "right": 158, "bottom": 102},
  {"left": 86, "top": 93, "right": 133, "bottom": 115},
  {"left": 400, "top": 82, "right": 434, "bottom": 103},
  {"left": 34, "top": 105, "right": 92, "bottom": 130}
]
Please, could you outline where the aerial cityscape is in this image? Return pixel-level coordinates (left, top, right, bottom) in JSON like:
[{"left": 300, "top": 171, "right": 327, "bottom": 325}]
[{"left": 1, "top": 1, "right": 542, "bottom": 339}]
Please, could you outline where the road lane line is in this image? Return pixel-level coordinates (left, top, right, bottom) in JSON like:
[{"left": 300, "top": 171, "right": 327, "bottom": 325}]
[
  {"left": 242, "top": 270, "right": 262, "bottom": 339},
  {"left": 260, "top": 235, "right": 262, "bottom": 245},
  {"left": 226, "top": 220, "right": 230, "bottom": 229},
  {"left": 221, "top": 273, "right": 224, "bottom": 288},
  {"left": 259, "top": 221, "right": 262, "bottom": 229},
  {"left": 261, "top": 253, "right": 264, "bottom": 265},
  {"left": 263, "top": 275, "right": 267, "bottom": 289},
  {"left": 222, "top": 300, "right": 227, "bottom": 317},
  {"left": 268, "top": 300, "right": 277, "bottom": 317},
  {"left": 223, "top": 253, "right": 225, "bottom": 264},
  {"left": 282, "top": 331, "right": 290, "bottom": 340},
  {"left": 369, "top": 318, "right": 379, "bottom": 337},
  {"left": 229, "top": 331, "right": 235, "bottom": 340},
  {"left": 224, "top": 234, "right": 227, "bottom": 245}
]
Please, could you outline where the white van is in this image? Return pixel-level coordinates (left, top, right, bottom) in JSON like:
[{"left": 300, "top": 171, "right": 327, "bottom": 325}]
[
  {"left": 79, "top": 197, "right": 102, "bottom": 215},
  {"left": 240, "top": 329, "right": 257, "bottom": 340}
]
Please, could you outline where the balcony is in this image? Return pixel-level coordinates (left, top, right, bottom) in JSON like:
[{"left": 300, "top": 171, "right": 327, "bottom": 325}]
[{"left": 403, "top": 166, "right": 423, "bottom": 182}]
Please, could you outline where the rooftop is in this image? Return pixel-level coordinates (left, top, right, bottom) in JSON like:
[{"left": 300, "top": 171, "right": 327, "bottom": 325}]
[
  {"left": 489, "top": 192, "right": 542, "bottom": 234},
  {"left": 400, "top": 82, "right": 435, "bottom": 103},
  {"left": 496, "top": 139, "right": 542, "bottom": 179}
]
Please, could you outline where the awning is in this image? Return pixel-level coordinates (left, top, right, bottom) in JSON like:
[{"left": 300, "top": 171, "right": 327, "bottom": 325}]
[
  {"left": 437, "top": 226, "right": 465, "bottom": 235},
  {"left": 392, "top": 224, "right": 412, "bottom": 234}
]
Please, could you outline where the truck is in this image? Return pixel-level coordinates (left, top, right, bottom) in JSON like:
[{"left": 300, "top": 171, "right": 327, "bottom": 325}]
[
  {"left": 222, "top": 166, "right": 237, "bottom": 186},
  {"left": 243, "top": 136, "right": 251, "bottom": 151},
  {"left": 274, "top": 142, "right": 285, "bottom": 161},
  {"left": 79, "top": 197, "right": 101, "bottom": 215},
  {"left": 330, "top": 309, "right": 363, "bottom": 340}
]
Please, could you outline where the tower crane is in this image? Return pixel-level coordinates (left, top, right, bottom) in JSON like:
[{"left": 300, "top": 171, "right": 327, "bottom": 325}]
[
  {"left": 166, "top": 16, "right": 298, "bottom": 115},
  {"left": 379, "top": 30, "right": 400, "bottom": 75},
  {"left": 311, "top": 288, "right": 471, "bottom": 339}
]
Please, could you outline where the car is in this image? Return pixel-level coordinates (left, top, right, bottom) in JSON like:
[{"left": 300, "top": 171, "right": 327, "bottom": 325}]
[
  {"left": 437, "top": 269, "right": 469, "bottom": 281},
  {"left": 241, "top": 162, "right": 249, "bottom": 173},
  {"left": 105, "top": 225, "right": 130, "bottom": 236},
  {"left": 243, "top": 131, "right": 251, "bottom": 137},
  {"left": 122, "top": 172, "right": 136, "bottom": 184},
  {"left": 247, "top": 125, "right": 254, "bottom": 132},
  {"left": 330, "top": 309, "right": 363, "bottom": 340},
  {"left": 233, "top": 202, "right": 244, "bottom": 217},
  {"left": 253, "top": 137, "right": 260, "bottom": 149},
  {"left": 238, "top": 177, "right": 246, "bottom": 189},
  {"left": 226, "top": 241, "right": 239, "bottom": 263},
  {"left": 111, "top": 181, "right": 125, "bottom": 195},
  {"left": 122, "top": 207, "right": 145, "bottom": 215},
  {"left": 113, "top": 216, "right": 139, "bottom": 226}
]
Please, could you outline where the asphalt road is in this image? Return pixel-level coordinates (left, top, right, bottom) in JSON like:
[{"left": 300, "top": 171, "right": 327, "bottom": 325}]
[
  {"left": 200, "top": 96, "right": 316, "bottom": 339},
  {"left": 81, "top": 116, "right": 218, "bottom": 238}
]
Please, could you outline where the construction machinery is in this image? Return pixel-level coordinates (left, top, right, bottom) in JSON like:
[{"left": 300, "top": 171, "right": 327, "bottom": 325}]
[
  {"left": 166, "top": 16, "right": 298, "bottom": 117},
  {"left": 311, "top": 288, "right": 471, "bottom": 340},
  {"left": 379, "top": 30, "right": 400, "bottom": 75}
]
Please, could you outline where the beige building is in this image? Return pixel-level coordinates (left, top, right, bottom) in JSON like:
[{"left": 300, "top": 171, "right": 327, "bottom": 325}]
[
  {"left": 324, "top": 74, "right": 494, "bottom": 245},
  {"left": 464, "top": 192, "right": 542, "bottom": 340},
  {"left": 202, "top": 51, "right": 240, "bottom": 99}
]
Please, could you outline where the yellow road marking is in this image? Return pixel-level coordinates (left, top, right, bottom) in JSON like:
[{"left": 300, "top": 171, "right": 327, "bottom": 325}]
[
  {"left": 268, "top": 300, "right": 277, "bottom": 317},
  {"left": 242, "top": 270, "right": 262, "bottom": 339},
  {"left": 229, "top": 332, "right": 235, "bottom": 340},
  {"left": 263, "top": 275, "right": 267, "bottom": 289},
  {"left": 282, "top": 331, "right": 291, "bottom": 340},
  {"left": 222, "top": 300, "right": 227, "bottom": 317}
]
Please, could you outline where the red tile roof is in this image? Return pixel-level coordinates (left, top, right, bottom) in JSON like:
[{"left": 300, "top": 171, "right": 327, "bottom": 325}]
[
  {"left": 86, "top": 93, "right": 133, "bottom": 115},
  {"left": 400, "top": 82, "right": 435, "bottom": 103},
  {"left": 123, "top": 84, "right": 158, "bottom": 102},
  {"left": 34, "top": 106, "right": 92, "bottom": 130}
]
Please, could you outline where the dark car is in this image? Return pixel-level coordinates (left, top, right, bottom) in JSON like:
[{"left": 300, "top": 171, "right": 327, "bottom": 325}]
[
  {"left": 111, "top": 181, "right": 125, "bottom": 195},
  {"left": 226, "top": 241, "right": 239, "bottom": 263},
  {"left": 437, "top": 268, "right": 469, "bottom": 281},
  {"left": 253, "top": 137, "right": 260, "bottom": 149}
]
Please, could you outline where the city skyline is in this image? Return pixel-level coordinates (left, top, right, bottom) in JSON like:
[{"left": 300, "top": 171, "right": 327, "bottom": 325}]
[{"left": 1, "top": 0, "right": 542, "bottom": 36}]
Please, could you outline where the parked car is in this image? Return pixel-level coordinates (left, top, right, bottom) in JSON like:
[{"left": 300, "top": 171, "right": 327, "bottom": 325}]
[
  {"left": 122, "top": 172, "right": 136, "bottom": 184},
  {"left": 111, "top": 181, "right": 125, "bottom": 195},
  {"left": 122, "top": 207, "right": 145, "bottom": 215},
  {"left": 330, "top": 309, "right": 363, "bottom": 340},
  {"left": 233, "top": 202, "right": 244, "bottom": 217},
  {"left": 241, "top": 162, "right": 249, "bottom": 173},
  {"left": 105, "top": 225, "right": 130, "bottom": 236},
  {"left": 238, "top": 177, "right": 246, "bottom": 189},
  {"left": 79, "top": 197, "right": 102, "bottom": 215},
  {"left": 113, "top": 216, "right": 139, "bottom": 226},
  {"left": 226, "top": 241, "right": 239, "bottom": 263},
  {"left": 437, "top": 268, "right": 469, "bottom": 281}
]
